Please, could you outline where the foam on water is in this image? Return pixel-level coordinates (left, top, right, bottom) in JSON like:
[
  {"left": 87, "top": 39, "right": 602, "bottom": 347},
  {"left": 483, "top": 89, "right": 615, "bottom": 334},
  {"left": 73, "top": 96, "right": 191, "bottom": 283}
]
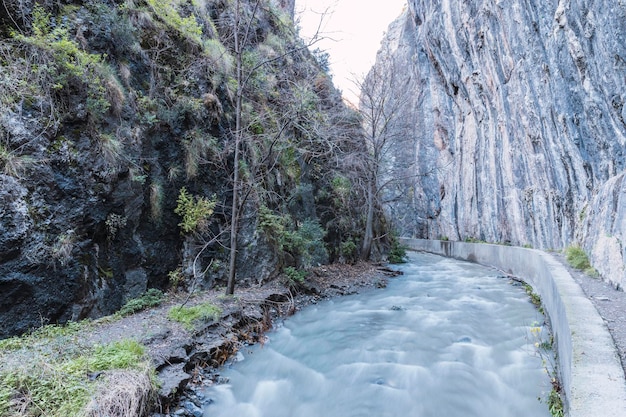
[{"left": 203, "top": 252, "right": 551, "bottom": 417}]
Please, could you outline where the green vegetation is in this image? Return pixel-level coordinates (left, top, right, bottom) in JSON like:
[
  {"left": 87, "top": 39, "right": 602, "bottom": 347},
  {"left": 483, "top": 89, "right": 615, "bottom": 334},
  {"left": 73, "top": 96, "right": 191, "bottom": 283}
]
[
  {"left": 547, "top": 386, "right": 564, "bottom": 417},
  {"left": 105, "top": 213, "right": 127, "bottom": 239},
  {"left": 464, "top": 237, "right": 487, "bottom": 243},
  {"left": 529, "top": 323, "right": 563, "bottom": 417},
  {"left": 387, "top": 235, "right": 407, "bottom": 264},
  {"left": 258, "top": 206, "right": 328, "bottom": 268},
  {"left": 565, "top": 246, "right": 598, "bottom": 276},
  {"left": 50, "top": 231, "right": 76, "bottom": 266},
  {"left": 0, "top": 327, "right": 154, "bottom": 417},
  {"left": 118, "top": 289, "right": 165, "bottom": 317},
  {"left": 145, "top": 0, "right": 202, "bottom": 45},
  {"left": 11, "top": 5, "right": 115, "bottom": 121},
  {"left": 167, "top": 302, "right": 222, "bottom": 330},
  {"left": 565, "top": 246, "right": 591, "bottom": 270},
  {"left": 0, "top": 321, "right": 88, "bottom": 351},
  {"left": 174, "top": 187, "right": 216, "bottom": 234},
  {"left": 283, "top": 266, "right": 307, "bottom": 288},
  {"left": 523, "top": 283, "right": 543, "bottom": 313},
  {"left": 168, "top": 268, "right": 186, "bottom": 290},
  {"left": 340, "top": 239, "right": 358, "bottom": 261}
]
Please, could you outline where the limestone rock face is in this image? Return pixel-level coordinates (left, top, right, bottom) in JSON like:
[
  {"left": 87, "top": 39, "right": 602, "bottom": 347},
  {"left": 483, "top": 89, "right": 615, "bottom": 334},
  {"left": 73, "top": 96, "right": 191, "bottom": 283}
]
[
  {"left": 374, "top": 0, "right": 626, "bottom": 285},
  {"left": 583, "top": 173, "right": 626, "bottom": 289}
]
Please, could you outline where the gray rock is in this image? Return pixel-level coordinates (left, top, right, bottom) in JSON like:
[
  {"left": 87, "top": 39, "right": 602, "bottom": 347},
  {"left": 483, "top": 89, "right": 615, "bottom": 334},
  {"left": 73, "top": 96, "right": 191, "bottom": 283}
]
[
  {"left": 157, "top": 363, "right": 191, "bottom": 400},
  {"left": 0, "top": 175, "right": 31, "bottom": 260},
  {"left": 371, "top": 0, "right": 626, "bottom": 285},
  {"left": 583, "top": 172, "right": 626, "bottom": 289}
]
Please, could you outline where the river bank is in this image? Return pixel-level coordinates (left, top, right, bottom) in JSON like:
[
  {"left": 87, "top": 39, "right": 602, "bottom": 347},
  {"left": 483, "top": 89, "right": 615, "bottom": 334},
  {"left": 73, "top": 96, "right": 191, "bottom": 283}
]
[
  {"left": 0, "top": 262, "right": 394, "bottom": 417},
  {"left": 148, "top": 262, "right": 395, "bottom": 416}
]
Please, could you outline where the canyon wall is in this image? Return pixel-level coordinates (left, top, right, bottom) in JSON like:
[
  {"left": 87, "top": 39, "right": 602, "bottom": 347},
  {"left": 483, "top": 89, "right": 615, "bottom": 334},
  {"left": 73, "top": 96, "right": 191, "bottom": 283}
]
[
  {"left": 0, "top": 0, "right": 367, "bottom": 337},
  {"left": 374, "top": 0, "right": 626, "bottom": 287}
]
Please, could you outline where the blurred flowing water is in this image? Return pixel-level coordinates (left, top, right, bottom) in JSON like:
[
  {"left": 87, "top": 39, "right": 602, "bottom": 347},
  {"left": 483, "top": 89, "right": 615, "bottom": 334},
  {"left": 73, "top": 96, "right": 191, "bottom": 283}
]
[{"left": 202, "top": 252, "right": 551, "bottom": 417}]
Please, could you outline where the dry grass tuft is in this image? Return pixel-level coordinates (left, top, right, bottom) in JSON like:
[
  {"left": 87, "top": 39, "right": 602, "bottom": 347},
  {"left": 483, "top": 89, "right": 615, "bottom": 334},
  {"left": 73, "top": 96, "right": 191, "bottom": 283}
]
[
  {"left": 105, "top": 75, "right": 126, "bottom": 117},
  {"left": 98, "top": 133, "right": 123, "bottom": 166},
  {"left": 85, "top": 367, "right": 155, "bottom": 417}
]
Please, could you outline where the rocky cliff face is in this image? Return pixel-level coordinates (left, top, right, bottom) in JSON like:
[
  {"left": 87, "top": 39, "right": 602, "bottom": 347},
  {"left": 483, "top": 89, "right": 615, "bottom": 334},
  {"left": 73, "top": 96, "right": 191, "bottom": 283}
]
[
  {"left": 373, "top": 0, "right": 626, "bottom": 287},
  {"left": 0, "top": 0, "right": 367, "bottom": 337}
]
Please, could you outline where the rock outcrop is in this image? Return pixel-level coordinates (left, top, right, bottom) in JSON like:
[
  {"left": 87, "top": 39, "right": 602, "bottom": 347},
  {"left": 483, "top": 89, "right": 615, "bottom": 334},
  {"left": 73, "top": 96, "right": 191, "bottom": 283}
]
[
  {"left": 372, "top": 0, "right": 626, "bottom": 287},
  {"left": 0, "top": 0, "right": 368, "bottom": 338}
]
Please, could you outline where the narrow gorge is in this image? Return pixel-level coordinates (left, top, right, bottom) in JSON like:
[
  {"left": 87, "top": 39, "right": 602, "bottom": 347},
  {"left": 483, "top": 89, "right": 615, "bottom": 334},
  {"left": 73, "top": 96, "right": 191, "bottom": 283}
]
[
  {"left": 2, "top": 1, "right": 626, "bottom": 416},
  {"left": 372, "top": 0, "right": 626, "bottom": 288}
]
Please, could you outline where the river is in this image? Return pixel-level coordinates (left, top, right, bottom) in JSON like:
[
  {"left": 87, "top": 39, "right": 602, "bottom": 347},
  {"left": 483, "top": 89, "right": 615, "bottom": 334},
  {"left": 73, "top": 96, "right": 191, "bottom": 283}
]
[{"left": 202, "top": 252, "right": 552, "bottom": 417}]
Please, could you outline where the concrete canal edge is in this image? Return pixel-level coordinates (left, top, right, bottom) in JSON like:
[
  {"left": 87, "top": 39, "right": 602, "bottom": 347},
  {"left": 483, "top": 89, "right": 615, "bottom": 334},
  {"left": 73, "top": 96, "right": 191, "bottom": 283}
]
[{"left": 400, "top": 238, "right": 626, "bottom": 417}]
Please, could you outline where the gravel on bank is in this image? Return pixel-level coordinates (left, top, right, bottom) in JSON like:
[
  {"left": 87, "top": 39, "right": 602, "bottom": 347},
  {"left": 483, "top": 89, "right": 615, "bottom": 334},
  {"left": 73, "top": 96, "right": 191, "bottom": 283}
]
[{"left": 553, "top": 253, "right": 626, "bottom": 376}]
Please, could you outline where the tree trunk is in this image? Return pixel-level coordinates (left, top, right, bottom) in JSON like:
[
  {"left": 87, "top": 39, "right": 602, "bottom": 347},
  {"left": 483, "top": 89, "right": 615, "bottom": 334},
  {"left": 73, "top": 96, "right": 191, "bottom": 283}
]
[
  {"left": 361, "top": 179, "right": 375, "bottom": 260},
  {"left": 227, "top": 0, "right": 243, "bottom": 295}
]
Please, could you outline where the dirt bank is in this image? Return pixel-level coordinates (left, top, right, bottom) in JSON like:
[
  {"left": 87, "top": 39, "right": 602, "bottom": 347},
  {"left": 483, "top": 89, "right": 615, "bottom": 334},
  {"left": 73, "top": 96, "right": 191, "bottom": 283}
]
[{"left": 78, "top": 262, "right": 396, "bottom": 416}]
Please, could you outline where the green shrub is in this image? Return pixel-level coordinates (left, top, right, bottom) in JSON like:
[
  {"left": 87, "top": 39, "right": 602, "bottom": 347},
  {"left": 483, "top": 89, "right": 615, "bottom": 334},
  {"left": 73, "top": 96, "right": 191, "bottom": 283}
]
[
  {"left": 117, "top": 289, "right": 164, "bottom": 317},
  {"left": 340, "top": 239, "right": 357, "bottom": 260},
  {"left": 258, "top": 205, "right": 288, "bottom": 244},
  {"left": 174, "top": 187, "right": 216, "bottom": 234},
  {"left": 258, "top": 206, "right": 328, "bottom": 267},
  {"left": 167, "top": 302, "right": 222, "bottom": 330},
  {"left": 168, "top": 268, "right": 185, "bottom": 290},
  {"left": 203, "top": 39, "right": 235, "bottom": 76},
  {"left": 565, "top": 246, "right": 591, "bottom": 270},
  {"left": 291, "top": 219, "right": 328, "bottom": 267},
  {"left": 284, "top": 266, "right": 307, "bottom": 288},
  {"left": 388, "top": 236, "right": 407, "bottom": 264}
]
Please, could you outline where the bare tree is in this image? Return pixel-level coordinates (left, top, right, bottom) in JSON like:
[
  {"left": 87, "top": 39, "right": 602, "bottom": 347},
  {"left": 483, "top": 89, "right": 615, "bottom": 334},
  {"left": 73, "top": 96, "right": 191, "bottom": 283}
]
[
  {"left": 354, "top": 45, "right": 410, "bottom": 260},
  {"left": 225, "top": 0, "right": 329, "bottom": 294},
  {"left": 226, "top": 0, "right": 252, "bottom": 295}
]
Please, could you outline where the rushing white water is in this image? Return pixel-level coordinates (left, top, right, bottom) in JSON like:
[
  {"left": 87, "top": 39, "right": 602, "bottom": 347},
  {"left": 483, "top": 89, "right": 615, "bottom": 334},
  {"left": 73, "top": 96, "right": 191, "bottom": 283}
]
[{"left": 202, "top": 252, "right": 552, "bottom": 417}]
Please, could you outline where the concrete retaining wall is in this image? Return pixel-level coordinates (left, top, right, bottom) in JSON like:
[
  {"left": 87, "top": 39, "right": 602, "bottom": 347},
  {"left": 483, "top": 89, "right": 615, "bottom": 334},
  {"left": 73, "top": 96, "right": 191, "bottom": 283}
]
[{"left": 400, "top": 238, "right": 626, "bottom": 417}]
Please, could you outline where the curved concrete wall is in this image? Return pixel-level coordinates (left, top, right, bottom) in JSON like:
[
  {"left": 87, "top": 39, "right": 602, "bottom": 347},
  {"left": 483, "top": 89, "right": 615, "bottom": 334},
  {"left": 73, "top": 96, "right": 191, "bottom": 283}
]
[{"left": 400, "top": 238, "right": 626, "bottom": 417}]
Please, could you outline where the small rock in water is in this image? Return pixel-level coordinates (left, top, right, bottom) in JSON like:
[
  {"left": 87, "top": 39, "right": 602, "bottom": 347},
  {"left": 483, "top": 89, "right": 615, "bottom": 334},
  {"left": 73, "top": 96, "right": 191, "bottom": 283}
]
[
  {"left": 390, "top": 305, "right": 404, "bottom": 311},
  {"left": 183, "top": 401, "right": 203, "bottom": 417},
  {"left": 216, "top": 376, "right": 230, "bottom": 384}
]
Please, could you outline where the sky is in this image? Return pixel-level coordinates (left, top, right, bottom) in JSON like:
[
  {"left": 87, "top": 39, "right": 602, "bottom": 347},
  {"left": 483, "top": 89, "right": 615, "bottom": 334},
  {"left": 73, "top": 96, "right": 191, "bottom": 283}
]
[{"left": 294, "top": 0, "right": 407, "bottom": 104}]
